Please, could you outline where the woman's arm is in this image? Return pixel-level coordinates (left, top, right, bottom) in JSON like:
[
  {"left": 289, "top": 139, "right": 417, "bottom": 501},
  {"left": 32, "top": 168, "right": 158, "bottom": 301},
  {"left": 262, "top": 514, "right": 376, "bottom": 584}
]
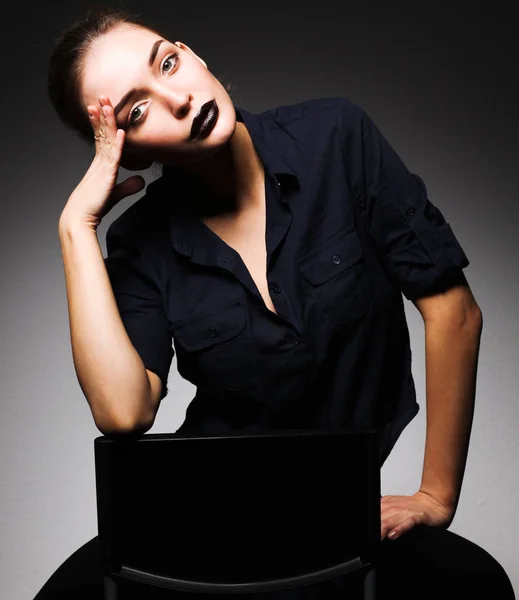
[
  {"left": 59, "top": 218, "right": 158, "bottom": 435},
  {"left": 413, "top": 281, "right": 483, "bottom": 510}
]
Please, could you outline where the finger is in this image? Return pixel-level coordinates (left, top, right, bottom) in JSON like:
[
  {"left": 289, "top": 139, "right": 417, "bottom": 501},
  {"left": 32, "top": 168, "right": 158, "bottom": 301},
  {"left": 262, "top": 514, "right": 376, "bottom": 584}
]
[
  {"left": 97, "top": 97, "right": 112, "bottom": 141},
  {"left": 100, "top": 102, "right": 121, "bottom": 156},
  {"left": 381, "top": 513, "right": 401, "bottom": 540},
  {"left": 87, "top": 105, "right": 96, "bottom": 132},
  {"left": 381, "top": 495, "right": 406, "bottom": 505},
  {"left": 100, "top": 97, "right": 125, "bottom": 155},
  {"left": 93, "top": 102, "right": 123, "bottom": 165},
  {"left": 98, "top": 95, "right": 107, "bottom": 121},
  {"left": 381, "top": 509, "right": 413, "bottom": 540},
  {"left": 87, "top": 104, "right": 101, "bottom": 134},
  {"left": 386, "top": 515, "right": 420, "bottom": 541},
  {"left": 88, "top": 105, "right": 104, "bottom": 146},
  {"left": 99, "top": 96, "right": 116, "bottom": 133},
  {"left": 381, "top": 506, "right": 410, "bottom": 522},
  {"left": 117, "top": 175, "right": 146, "bottom": 197},
  {"left": 95, "top": 96, "right": 115, "bottom": 148},
  {"left": 108, "top": 175, "right": 146, "bottom": 205}
]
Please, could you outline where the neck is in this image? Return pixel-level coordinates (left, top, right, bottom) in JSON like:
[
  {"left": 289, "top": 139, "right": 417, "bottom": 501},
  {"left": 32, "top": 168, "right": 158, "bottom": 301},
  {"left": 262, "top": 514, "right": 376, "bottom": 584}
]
[{"left": 174, "top": 122, "right": 264, "bottom": 218}]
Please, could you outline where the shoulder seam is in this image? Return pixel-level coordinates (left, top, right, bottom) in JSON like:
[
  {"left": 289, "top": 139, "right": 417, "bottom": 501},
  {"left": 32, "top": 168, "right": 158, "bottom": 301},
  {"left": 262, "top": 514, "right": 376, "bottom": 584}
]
[{"left": 270, "top": 97, "right": 360, "bottom": 128}]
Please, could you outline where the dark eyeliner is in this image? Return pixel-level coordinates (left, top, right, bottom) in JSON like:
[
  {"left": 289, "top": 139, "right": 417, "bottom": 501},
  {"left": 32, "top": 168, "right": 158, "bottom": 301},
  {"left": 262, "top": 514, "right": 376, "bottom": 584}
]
[{"left": 127, "top": 51, "right": 180, "bottom": 128}]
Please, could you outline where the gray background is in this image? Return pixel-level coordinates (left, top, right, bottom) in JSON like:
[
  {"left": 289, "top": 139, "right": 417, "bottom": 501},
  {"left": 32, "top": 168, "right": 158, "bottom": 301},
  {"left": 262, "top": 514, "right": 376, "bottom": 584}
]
[{"left": 1, "top": 1, "right": 517, "bottom": 598}]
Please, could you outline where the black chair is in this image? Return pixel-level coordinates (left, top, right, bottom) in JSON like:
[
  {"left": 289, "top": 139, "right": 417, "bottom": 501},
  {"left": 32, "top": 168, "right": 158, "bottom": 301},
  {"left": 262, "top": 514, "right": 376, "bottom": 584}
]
[{"left": 94, "top": 428, "right": 381, "bottom": 599}]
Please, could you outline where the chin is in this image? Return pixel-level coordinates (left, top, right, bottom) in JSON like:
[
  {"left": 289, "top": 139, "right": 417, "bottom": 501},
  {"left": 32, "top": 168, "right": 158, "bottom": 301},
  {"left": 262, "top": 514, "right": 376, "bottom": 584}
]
[
  {"left": 206, "top": 101, "right": 237, "bottom": 144},
  {"left": 190, "top": 112, "right": 236, "bottom": 158},
  {"left": 152, "top": 106, "right": 237, "bottom": 167}
]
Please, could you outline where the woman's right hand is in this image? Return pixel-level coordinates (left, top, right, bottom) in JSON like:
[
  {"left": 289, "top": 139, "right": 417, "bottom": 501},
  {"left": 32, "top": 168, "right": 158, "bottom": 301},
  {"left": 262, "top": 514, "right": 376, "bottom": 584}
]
[{"left": 60, "top": 95, "right": 146, "bottom": 232}]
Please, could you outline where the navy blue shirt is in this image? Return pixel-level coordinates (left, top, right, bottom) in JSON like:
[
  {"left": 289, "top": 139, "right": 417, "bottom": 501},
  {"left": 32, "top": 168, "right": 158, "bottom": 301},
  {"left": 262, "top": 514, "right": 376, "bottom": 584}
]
[{"left": 104, "top": 96, "right": 469, "bottom": 466}]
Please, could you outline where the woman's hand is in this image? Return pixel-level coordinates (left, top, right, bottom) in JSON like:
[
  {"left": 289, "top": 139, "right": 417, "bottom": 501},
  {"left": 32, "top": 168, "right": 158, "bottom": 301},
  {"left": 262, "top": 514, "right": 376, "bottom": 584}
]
[
  {"left": 60, "top": 95, "right": 146, "bottom": 232},
  {"left": 380, "top": 491, "right": 456, "bottom": 541}
]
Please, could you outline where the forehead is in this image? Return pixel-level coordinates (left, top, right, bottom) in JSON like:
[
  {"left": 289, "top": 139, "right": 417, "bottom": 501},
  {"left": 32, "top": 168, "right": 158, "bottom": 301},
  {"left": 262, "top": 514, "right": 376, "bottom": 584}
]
[{"left": 81, "top": 24, "right": 165, "bottom": 107}]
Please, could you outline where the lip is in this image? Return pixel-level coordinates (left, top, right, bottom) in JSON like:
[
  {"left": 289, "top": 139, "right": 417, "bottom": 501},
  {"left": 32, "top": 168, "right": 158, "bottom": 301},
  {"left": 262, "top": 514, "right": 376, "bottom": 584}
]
[{"left": 190, "top": 100, "right": 218, "bottom": 141}]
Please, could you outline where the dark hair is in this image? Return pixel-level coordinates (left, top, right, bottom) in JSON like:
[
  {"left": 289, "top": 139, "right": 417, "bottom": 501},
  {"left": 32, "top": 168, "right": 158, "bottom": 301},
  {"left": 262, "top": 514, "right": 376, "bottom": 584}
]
[
  {"left": 47, "top": 4, "right": 235, "bottom": 159},
  {"left": 47, "top": 4, "right": 163, "bottom": 147}
]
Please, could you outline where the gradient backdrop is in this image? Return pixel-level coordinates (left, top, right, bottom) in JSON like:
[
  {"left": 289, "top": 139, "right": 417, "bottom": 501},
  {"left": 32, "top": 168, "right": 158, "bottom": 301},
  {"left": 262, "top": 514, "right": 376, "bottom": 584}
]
[{"left": 1, "top": 1, "right": 517, "bottom": 598}]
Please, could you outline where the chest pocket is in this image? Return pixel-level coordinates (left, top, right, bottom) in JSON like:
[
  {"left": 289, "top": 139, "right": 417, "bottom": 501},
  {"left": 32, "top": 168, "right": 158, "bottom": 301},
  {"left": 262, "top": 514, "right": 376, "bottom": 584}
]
[
  {"left": 171, "top": 300, "right": 257, "bottom": 391},
  {"left": 298, "top": 226, "right": 369, "bottom": 327}
]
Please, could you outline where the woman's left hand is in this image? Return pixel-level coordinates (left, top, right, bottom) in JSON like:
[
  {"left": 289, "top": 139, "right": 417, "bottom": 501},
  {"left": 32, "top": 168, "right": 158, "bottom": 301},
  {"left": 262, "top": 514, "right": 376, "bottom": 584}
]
[{"left": 380, "top": 490, "right": 456, "bottom": 541}]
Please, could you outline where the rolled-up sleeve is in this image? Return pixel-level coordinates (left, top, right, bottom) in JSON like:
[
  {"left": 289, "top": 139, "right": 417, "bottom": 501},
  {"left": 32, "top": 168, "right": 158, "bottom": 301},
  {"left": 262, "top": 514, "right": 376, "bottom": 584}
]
[
  {"left": 104, "top": 220, "right": 174, "bottom": 400},
  {"left": 341, "top": 99, "right": 470, "bottom": 300}
]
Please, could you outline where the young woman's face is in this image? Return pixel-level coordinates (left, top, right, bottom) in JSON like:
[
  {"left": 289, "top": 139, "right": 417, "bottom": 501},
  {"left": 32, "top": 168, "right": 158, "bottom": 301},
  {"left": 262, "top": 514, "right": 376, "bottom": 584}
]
[{"left": 81, "top": 24, "right": 237, "bottom": 167}]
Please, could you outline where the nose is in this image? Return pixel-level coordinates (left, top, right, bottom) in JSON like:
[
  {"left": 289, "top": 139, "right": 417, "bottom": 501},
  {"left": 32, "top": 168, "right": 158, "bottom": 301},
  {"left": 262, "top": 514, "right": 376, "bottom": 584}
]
[
  {"left": 172, "top": 93, "right": 192, "bottom": 119},
  {"left": 155, "top": 84, "right": 192, "bottom": 119}
]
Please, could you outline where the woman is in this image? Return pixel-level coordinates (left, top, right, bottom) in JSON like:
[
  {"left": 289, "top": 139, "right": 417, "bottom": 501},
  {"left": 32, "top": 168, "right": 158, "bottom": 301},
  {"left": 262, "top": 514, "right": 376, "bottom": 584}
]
[{"left": 38, "top": 5, "right": 515, "bottom": 600}]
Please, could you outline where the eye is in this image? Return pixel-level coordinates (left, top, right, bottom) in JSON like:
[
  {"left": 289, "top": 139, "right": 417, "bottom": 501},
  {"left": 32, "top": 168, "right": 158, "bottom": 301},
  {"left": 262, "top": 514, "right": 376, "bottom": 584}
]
[
  {"left": 127, "top": 51, "right": 180, "bottom": 128},
  {"left": 162, "top": 51, "right": 179, "bottom": 74},
  {"left": 128, "top": 105, "right": 145, "bottom": 126}
]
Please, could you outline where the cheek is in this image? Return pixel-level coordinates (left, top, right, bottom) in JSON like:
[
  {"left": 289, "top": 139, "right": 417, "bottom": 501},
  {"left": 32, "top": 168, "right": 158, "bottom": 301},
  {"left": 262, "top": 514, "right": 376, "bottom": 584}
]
[{"left": 134, "top": 118, "right": 181, "bottom": 149}]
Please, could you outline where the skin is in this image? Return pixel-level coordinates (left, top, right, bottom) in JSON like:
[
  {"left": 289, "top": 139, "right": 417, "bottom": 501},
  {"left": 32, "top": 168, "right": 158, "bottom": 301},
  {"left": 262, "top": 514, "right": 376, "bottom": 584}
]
[
  {"left": 80, "top": 23, "right": 265, "bottom": 215},
  {"left": 381, "top": 285, "right": 482, "bottom": 541}
]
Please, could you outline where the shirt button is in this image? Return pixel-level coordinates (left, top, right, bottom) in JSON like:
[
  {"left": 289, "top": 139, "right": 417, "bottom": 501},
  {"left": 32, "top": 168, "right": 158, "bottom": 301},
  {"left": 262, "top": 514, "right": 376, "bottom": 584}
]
[
  {"left": 332, "top": 254, "right": 341, "bottom": 265},
  {"left": 209, "top": 328, "right": 218, "bottom": 338},
  {"left": 292, "top": 335, "right": 300, "bottom": 345},
  {"left": 272, "top": 284, "right": 281, "bottom": 293},
  {"left": 404, "top": 207, "right": 416, "bottom": 217}
]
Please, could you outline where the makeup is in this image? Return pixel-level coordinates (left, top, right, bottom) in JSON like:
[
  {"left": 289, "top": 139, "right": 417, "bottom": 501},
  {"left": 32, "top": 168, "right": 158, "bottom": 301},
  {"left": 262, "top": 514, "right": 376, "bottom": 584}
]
[{"left": 190, "top": 100, "right": 219, "bottom": 140}]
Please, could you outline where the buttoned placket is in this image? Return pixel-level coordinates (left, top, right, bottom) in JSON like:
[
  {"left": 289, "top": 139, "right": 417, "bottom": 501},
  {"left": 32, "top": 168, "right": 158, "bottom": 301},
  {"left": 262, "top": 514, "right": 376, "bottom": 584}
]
[
  {"left": 170, "top": 194, "right": 293, "bottom": 328},
  {"left": 263, "top": 172, "right": 305, "bottom": 335},
  {"left": 167, "top": 108, "right": 303, "bottom": 338}
]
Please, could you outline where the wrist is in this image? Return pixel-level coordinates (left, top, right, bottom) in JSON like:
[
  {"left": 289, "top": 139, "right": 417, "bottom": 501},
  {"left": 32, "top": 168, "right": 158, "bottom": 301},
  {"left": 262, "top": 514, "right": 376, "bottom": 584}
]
[
  {"left": 418, "top": 485, "right": 459, "bottom": 511},
  {"left": 59, "top": 212, "right": 99, "bottom": 239}
]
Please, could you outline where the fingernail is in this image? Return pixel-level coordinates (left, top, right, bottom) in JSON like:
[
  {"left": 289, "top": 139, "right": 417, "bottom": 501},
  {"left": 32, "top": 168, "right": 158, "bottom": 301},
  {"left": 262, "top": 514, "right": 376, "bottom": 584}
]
[
  {"left": 87, "top": 108, "right": 93, "bottom": 118},
  {"left": 388, "top": 531, "right": 397, "bottom": 539}
]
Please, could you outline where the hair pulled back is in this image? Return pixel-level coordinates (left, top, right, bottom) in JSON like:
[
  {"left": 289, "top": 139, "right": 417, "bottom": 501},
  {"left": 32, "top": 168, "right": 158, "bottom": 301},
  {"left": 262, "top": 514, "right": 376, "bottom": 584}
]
[{"left": 47, "top": 5, "right": 166, "bottom": 147}]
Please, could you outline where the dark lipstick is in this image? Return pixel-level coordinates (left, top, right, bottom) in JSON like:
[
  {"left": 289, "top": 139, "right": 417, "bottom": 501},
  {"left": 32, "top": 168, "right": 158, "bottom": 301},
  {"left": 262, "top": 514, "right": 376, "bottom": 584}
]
[{"left": 190, "top": 100, "right": 218, "bottom": 140}]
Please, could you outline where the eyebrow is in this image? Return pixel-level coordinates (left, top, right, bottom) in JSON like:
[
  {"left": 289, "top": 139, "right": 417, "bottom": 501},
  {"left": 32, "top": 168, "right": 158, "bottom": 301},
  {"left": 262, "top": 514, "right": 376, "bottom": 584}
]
[{"left": 113, "top": 39, "right": 165, "bottom": 120}]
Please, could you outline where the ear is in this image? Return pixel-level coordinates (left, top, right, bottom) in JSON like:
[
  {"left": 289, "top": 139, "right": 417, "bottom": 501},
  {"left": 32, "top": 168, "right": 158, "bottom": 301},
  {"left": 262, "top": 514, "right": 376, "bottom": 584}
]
[
  {"left": 175, "top": 40, "right": 207, "bottom": 69},
  {"left": 119, "top": 150, "right": 153, "bottom": 171}
]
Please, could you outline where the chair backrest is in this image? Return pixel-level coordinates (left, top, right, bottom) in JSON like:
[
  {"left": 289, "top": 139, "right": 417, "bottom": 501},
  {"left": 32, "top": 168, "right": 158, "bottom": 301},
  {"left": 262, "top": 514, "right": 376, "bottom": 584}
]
[{"left": 94, "top": 427, "right": 381, "bottom": 595}]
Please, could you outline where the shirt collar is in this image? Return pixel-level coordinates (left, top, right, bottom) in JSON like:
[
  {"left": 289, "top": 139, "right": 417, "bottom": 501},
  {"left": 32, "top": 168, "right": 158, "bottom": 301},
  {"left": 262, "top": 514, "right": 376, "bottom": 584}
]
[
  {"left": 235, "top": 104, "right": 299, "bottom": 186},
  {"left": 150, "top": 103, "right": 299, "bottom": 193},
  {"left": 146, "top": 103, "right": 299, "bottom": 258}
]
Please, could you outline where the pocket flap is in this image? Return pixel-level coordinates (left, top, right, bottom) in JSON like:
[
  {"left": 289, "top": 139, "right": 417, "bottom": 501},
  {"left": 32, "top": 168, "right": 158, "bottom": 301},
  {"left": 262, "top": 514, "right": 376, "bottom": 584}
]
[
  {"left": 172, "top": 300, "right": 247, "bottom": 352},
  {"left": 298, "top": 227, "right": 362, "bottom": 285}
]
